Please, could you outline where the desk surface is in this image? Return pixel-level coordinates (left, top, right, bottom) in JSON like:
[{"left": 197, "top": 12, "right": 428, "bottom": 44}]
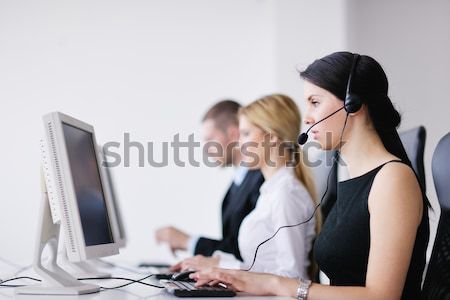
[{"left": 0, "top": 268, "right": 291, "bottom": 300}]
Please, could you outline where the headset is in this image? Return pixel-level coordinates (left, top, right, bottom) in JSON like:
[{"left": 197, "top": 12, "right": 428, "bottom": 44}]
[
  {"left": 245, "top": 53, "right": 362, "bottom": 272},
  {"left": 344, "top": 54, "right": 363, "bottom": 114},
  {"left": 298, "top": 53, "right": 362, "bottom": 145}
]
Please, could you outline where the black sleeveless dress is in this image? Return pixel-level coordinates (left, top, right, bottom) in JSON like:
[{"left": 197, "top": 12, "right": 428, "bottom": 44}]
[{"left": 314, "top": 160, "right": 429, "bottom": 300}]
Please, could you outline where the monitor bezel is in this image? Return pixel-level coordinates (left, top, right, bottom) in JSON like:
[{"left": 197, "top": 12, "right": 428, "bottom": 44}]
[{"left": 43, "top": 112, "right": 119, "bottom": 261}]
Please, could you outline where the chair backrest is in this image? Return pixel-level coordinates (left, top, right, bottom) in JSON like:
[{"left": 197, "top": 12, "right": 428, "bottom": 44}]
[
  {"left": 399, "top": 126, "right": 427, "bottom": 192},
  {"left": 421, "top": 132, "right": 450, "bottom": 299}
]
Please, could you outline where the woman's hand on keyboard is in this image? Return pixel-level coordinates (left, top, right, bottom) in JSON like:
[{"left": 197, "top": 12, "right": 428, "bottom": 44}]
[
  {"left": 170, "top": 255, "right": 219, "bottom": 272},
  {"left": 190, "top": 268, "right": 288, "bottom": 296}
]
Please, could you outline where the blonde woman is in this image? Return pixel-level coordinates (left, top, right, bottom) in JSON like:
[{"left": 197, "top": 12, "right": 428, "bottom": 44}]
[{"left": 172, "top": 94, "right": 320, "bottom": 279}]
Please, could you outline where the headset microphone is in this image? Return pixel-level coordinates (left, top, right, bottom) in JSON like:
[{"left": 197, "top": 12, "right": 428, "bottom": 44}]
[
  {"left": 297, "top": 106, "right": 345, "bottom": 145},
  {"left": 298, "top": 54, "right": 362, "bottom": 146}
]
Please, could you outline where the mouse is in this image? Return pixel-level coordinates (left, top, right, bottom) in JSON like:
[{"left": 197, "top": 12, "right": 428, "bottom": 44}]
[{"left": 171, "top": 270, "right": 196, "bottom": 282}]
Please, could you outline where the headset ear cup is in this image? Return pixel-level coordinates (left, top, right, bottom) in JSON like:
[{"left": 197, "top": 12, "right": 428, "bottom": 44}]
[{"left": 344, "top": 93, "right": 362, "bottom": 113}]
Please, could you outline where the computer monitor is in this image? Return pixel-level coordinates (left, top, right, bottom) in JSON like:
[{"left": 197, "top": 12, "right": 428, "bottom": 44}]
[
  {"left": 50, "top": 112, "right": 119, "bottom": 260},
  {"left": 16, "top": 112, "right": 120, "bottom": 295},
  {"left": 99, "top": 146, "right": 127, "bottom": 249}
]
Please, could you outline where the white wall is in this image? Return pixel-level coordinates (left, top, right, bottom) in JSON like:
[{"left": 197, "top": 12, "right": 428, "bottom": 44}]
[
  {"left": 0, "top": 0, "right": 278, "bottom": 266},
  {"left": 274, "top": 0, "right": 348, "bottom": 107},
  {"left": 273, "top": 0, "right": 348, "bottom": 197},
  {"left": 1, "top": 0, "right": 351, "bottom": 267}
]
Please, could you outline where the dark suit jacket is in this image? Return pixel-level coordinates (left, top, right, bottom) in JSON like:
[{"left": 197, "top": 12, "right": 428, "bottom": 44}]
[{"left": 194, "top": 169, "right": 264, "bottom": 260}]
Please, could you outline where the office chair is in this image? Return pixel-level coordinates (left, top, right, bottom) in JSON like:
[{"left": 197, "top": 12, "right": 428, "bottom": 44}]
[
  {"left": 421, "top": 132, "right": 450, "bottom": 300},
  {"left": 399, "top": 126, "right": 427, "bottom": 192}
]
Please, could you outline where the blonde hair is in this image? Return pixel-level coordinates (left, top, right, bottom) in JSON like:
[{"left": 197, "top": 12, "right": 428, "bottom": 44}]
[
  {"left": 239, "top": 94, "right": 322, "bottom": 232},
  {"left": 239, "top": 94, "right": 322, "bottom": 279}
]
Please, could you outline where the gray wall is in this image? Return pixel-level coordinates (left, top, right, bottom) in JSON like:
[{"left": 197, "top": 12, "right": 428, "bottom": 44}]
[{"left": 346, "top": 0, "right": 450, "bottom": 253}]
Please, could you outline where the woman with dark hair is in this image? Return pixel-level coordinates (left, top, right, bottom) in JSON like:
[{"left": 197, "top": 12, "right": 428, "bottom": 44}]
[{"left": 190, "top": 52, "right": 430, "bottom": 300}]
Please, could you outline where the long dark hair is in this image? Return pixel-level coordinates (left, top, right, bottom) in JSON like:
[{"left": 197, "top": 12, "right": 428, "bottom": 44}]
[{"left": 300, "top": 51, "right": 411, "bottom": 167}]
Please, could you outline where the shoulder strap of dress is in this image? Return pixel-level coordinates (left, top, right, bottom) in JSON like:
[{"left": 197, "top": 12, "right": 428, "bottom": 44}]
[
  {"left": 376, "top": 159, "right": 430, "bottom": 206},
  {"left": 378, "top": 159, "right": 404, "bottom": 169}
]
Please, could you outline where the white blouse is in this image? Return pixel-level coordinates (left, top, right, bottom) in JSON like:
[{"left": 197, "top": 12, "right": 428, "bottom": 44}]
[{"left": 213, "top": 167, "right": 316, "bottom": 279}]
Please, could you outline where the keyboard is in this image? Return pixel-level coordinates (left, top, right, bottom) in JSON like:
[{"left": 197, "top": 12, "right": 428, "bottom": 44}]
[{"left": 160, "top": 279, "right": 236, "bottom": 297}]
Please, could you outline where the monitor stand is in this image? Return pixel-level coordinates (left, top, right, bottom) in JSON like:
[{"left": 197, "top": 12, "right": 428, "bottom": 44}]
[
  {"left": 89, "top": 258, "right": 116, "bottom": 269},
  {"left": 15, "top": 178, "right": 99, "bottom": 295},
  {"left": 57, "top": 247, "right": 111, "bottom": 279}
]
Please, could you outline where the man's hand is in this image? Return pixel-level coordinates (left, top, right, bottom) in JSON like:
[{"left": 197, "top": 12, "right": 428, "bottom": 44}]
[{"left": 155, "top": 226, "right": 190, "bottom": 252}]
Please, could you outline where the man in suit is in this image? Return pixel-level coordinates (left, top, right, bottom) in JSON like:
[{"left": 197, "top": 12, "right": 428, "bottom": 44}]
[{"left": 155, "top": 100, "right": 264, "bottom": 260}]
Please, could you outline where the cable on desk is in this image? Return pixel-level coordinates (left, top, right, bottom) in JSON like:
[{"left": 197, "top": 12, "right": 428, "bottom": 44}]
[
  {"left": 0, "top": 284, "right": 26, "bottom": 287},
  {"left": 0, "top": 276, "right": 40, "bottom": 288},
  {"left": 0, "top": 274, "right": 164, "bottom": 290},
  {"left": 100, "top": 261, "right": 150, "bottom": 274},
  {"left": 0, "top": 256, "right": 33, "bottom": 280},
  {"left": 79, "top": 274, "right": 164, "bottom": 290},
  {"left": 0, "top": 276, "right": 41, "bottom": 285}
]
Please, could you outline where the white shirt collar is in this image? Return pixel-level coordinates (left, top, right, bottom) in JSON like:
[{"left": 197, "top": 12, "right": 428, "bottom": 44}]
[
  {"left": 233, "top": 166, "right": 248, "bottom": 186},
  {"left": 259, "top": 166, "right": 295, "bottom": 194}
]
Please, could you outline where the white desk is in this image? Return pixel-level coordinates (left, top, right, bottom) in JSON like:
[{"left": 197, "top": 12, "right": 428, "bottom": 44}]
[{"left": 0, "top": 269, "right": 291, "bottom": 300}]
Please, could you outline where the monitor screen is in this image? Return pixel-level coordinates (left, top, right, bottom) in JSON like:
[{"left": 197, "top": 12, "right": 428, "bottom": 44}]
[{"left": 62, "top": 123, "right": 114, "bottom": 246}]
